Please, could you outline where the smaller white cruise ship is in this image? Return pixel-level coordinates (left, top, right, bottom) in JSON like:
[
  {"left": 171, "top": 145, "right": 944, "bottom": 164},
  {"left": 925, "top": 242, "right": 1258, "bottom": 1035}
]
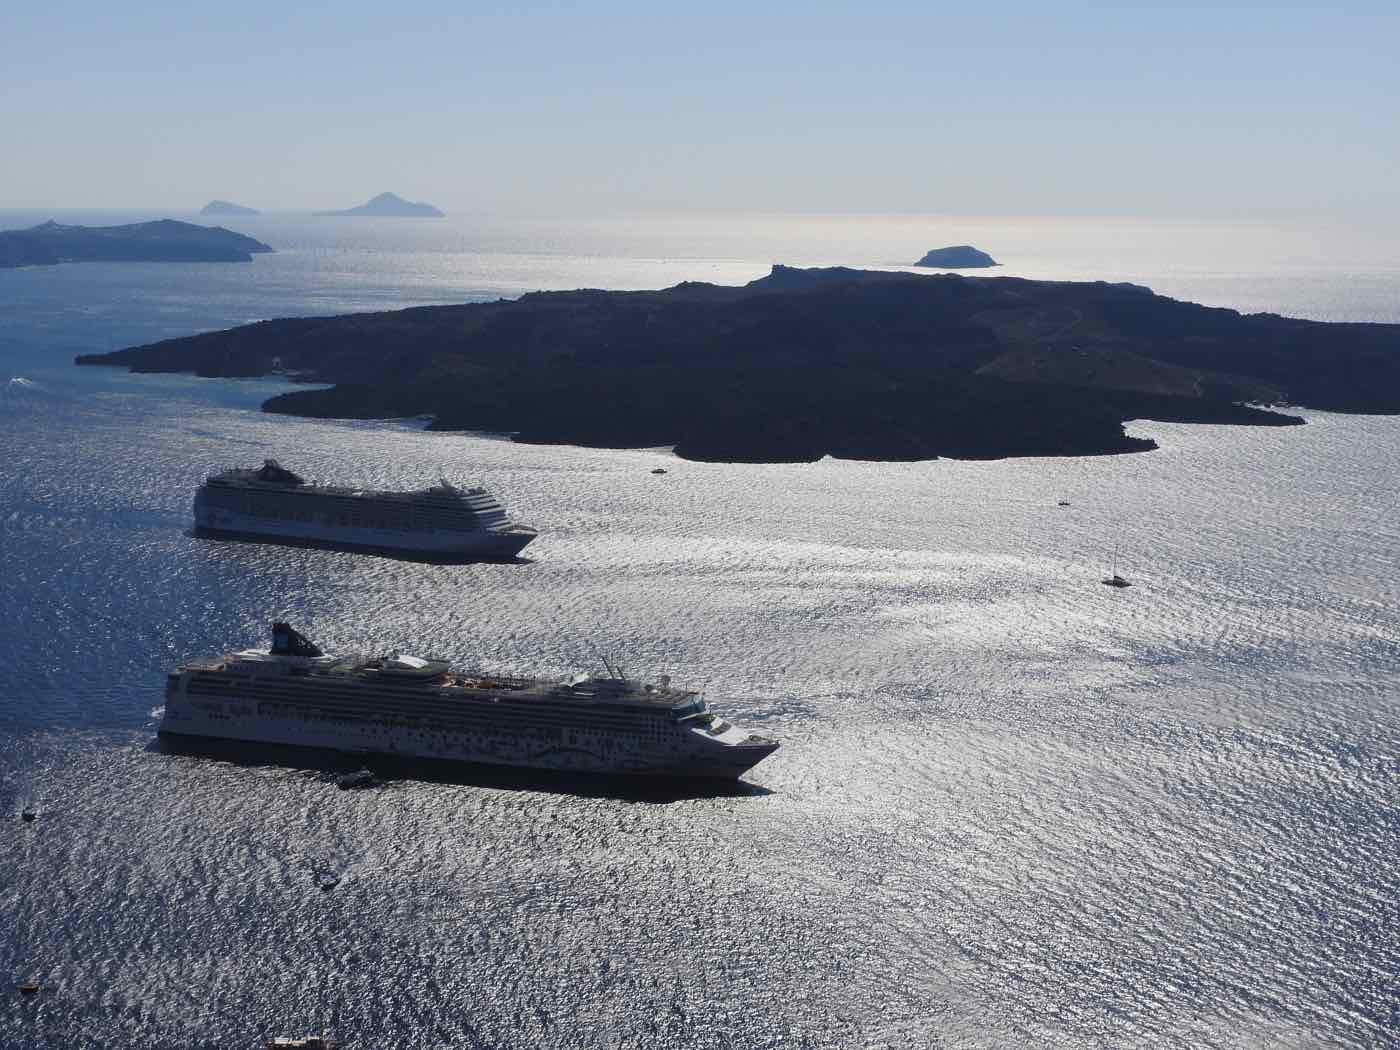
[
  {"left": 160, "top": 624, "right": 780, "bottom": 779},
  {"left": 193, "top": 460, "right": 536, "bottom": 559}
]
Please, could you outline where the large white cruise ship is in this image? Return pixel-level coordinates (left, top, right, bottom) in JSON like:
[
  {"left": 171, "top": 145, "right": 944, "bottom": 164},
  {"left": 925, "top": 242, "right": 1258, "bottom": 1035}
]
[
  {"left": 193, "top": 460, "right": 536, "bottom": 559},
  {"left": 160, "top": 624, "right": 780, "bottom": 779}
]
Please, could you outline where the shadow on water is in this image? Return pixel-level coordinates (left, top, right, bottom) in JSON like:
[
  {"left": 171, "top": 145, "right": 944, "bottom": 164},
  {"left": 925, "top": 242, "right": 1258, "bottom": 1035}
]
[
  {"left": 148, "top": 735, "right": 772, "bottom": 803},
  {"left": 187, "top": 528, "right": 535, "bottom": 566}
]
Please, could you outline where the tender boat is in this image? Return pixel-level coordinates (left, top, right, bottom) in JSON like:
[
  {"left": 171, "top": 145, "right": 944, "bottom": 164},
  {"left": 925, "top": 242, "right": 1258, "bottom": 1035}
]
[{"left": 335, "top": 769, "right": 375, "bottom": 790}]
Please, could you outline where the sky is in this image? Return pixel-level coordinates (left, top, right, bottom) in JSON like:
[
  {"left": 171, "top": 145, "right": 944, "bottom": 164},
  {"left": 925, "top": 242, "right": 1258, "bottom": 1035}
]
[{"left": 3, "top": 0, "right": 1398, "bottom": 219}]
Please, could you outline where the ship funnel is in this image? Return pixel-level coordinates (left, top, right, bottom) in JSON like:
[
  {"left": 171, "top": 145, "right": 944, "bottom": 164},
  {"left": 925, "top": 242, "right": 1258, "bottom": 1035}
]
[
  {"left": 255, "top": 460, "right": 306, "bottom": 486},
  {"left": 271, "top": 622, "right": 324, "bottom": 657}
]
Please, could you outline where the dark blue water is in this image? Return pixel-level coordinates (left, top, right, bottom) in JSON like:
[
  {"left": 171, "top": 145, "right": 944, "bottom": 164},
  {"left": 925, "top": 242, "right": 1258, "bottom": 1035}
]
[{"left": 3, "top": 215, "right": 1399, "bottom": 1048}]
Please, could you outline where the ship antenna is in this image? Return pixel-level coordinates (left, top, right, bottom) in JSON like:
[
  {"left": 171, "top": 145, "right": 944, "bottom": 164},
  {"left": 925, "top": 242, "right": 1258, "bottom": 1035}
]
[
  {"left": 585, "top": 639, "right": 620, "bottom": 679},
  {"left": 584, "top": 638, "right": 607, "bottom": 676}
]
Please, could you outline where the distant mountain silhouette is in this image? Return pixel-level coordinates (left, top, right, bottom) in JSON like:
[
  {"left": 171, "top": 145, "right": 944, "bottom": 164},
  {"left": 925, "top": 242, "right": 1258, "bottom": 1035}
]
[
  {"left": 0, "top": 219, "right": 273, "bottom": 268},
  {"left": 315, "top": 192, "right": 445, "bottom": 217},
  {"left": 915, "top": 245, "right": 999, "bottom": 268},
  {"left": 200, "top": 200, "right": 260, "bottom": 216}
]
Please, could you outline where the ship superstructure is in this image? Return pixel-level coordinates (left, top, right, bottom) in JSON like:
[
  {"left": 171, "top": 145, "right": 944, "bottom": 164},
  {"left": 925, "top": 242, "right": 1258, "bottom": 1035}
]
[
  {"left": 160, "top": 624, "right": 779, "bottom": 779},
  {"left": 193, "top": 460, "right": 536, "bottom": 559}
]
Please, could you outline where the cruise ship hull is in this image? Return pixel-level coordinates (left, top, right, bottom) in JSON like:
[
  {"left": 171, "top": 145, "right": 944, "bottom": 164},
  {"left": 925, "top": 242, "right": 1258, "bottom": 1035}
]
[
  {"left": 193, "top": 507, "right": 534, "bottom": 560},
  {"left": 159, "top": 692, "right": 777, "bottom": 780}
]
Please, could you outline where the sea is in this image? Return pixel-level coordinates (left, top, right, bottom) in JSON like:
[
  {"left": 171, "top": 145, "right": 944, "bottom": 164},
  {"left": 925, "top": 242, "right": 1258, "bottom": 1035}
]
[{"left": 1, "top": 209, "right": 1398, "bottom": 1050}]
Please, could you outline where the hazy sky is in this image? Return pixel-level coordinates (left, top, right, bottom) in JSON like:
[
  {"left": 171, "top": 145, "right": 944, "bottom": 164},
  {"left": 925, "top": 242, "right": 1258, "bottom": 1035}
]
[{"left": 4, "top": 1, "right": 1397, "bottom": 218}]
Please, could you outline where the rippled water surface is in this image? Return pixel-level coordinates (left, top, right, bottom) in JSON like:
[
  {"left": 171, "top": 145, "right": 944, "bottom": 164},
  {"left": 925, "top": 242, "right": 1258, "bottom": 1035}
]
[{"left": 2, "top": 214, "right": 1399, "bottom": 1049}]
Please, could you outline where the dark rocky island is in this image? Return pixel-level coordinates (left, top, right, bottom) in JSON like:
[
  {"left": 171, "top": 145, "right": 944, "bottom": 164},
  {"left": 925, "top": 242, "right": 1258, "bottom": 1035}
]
[
  {"left": 915, "top": 245, "right": 999, "bottom": 268},
  {"left": 200, "top": 200, "right": 260, "bottom": 216},
  {"left": 76, "top": 265, "right": 1400, "bottom": 463},
  {"left": 315, "top": 192, "right": 445, "bottom": 218},
  {"left": 1, "top": 219, "right": 272, "bottom": 268}
]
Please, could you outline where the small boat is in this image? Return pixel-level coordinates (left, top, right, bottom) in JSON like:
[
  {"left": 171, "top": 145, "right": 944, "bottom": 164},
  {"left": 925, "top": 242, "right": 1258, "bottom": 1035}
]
[
  {"left": 18, "top": 982, "right": 40, "bottom": 996},
  {"left": 650, "top": 468, "right": 668, "bottom": 475},
  {"left": 265, "top": 1039, "right": 338, "bottom": 1050},
  {"left": 20, "top": 810, "right": 36, "bottom": 823},
  {"left": 316, "top": 873, "right": 341, "bottom": 892},
  {"left": 335, "top": 769, "right": 375, "bottom": 790},
  {"left": 1057, "top": 499, "right": 1071, "bottom": 507},
  {"left": 1100, "top": 543, "right": 1131, "bottom": 588}
]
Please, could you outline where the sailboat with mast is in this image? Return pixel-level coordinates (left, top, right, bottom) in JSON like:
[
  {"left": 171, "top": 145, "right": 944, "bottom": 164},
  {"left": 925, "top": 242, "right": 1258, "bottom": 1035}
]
[{"left": 1101, "top": 543, "right": 1131, "bottom": 588}]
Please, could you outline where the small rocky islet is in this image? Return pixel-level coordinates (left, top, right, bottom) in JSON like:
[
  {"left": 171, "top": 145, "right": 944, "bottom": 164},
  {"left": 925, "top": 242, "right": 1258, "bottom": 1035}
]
[
  {"left": 199, "top": 200, "right": 260, "bottom": 216},
  {"left": 314, "top": 191, "right": 444, "bottom": 217},
  {"left": 914, "top": 245, "right": 999, "bottom": 268}
]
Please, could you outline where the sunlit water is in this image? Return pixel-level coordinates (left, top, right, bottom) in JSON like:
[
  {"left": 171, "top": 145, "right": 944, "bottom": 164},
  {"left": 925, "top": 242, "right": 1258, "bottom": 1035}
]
[{"left": 1, "top": 212, "right": 1398, "bottom": 1049}]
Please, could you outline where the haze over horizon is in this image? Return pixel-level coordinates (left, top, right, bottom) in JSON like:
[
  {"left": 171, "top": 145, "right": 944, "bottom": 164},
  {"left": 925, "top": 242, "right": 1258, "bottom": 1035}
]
[{"left": 3, "top": 1, "right": 1398, "bottom": 222}]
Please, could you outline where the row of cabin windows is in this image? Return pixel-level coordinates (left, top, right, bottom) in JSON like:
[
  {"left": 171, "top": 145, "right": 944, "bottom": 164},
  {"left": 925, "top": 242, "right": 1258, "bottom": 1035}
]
[
  {"left": 348, "top": 725, "right": 674, "bottom": 753},
  {"left": 228, "top": 493, "right": 487, "bottom": 524},
  {"left": 251, "top": 504, "right": 410, "bottom": 530},
  {"left": 267, "top": 706, "right": 675, "bottom": 744}
]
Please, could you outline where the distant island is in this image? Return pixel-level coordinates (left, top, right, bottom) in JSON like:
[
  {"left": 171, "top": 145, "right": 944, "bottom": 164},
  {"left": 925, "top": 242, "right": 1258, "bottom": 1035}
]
[
  {"left": 1, "top": 219, "right": 273, "bottom": 268},
  {"left": 915, "top": 245, "right": 999, "bottom": 268},
  {"left": 315, "top": 192, "right": 445, "bottom": 217},
  {"left": 200, "top": 200, "right": 260, "bottom": 216},
  {"left": 76, "top": 264, "right": 1400, "bottom": 463}
]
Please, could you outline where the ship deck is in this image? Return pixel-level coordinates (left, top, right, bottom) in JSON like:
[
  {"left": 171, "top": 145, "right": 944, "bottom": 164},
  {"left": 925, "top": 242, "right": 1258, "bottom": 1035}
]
[
  {"left": 180, "top": 656, "right": 698, "bottom": 708},
  {"left": 204, "top": 478, "right": 495, "bottom": 502}
]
